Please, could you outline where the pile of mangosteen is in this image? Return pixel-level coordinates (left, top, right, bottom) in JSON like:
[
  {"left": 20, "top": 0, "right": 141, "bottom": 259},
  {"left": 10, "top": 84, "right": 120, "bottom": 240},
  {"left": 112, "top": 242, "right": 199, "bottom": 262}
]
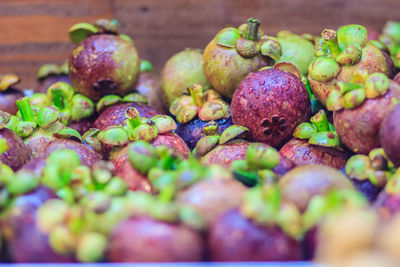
[{"left": 2, "top": 17, "right": 400, "bottom": 265}]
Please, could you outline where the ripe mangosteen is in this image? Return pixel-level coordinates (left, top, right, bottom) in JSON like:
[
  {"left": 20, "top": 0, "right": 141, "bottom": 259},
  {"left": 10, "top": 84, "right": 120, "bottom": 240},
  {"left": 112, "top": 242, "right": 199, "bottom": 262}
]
[
  {"left": 308, "top": 25, "right": 390, "bottom": 106},
  {"left": 0, "top": 74, "right": 24, "bottom": 115},
  {"left": 134, "top": 60, "right": 166, "bottom": 114},
  {"left": 328, "top": 73, "right": 400, "bottom": 154},
  {"left": 68, "top": 19, "right": 140, "bottom": 101},
  {"left": 170, "top": 84, "right": 231, "bottom": 150},
  {"left": 161, "top": 48, "right": 211, "bottom": 107},
  {"left": 231, "top": 67, "right": 311, "bottom": 148},
  {"left": 380, "top": 103, "right": 400, "bottom": 166},
  {"left": 278, "top": 165, "right": 354, "bottom": 211},
  {"left": 374, "top": 170, "right": 400, "bottom": 220},
  {"left": 0, "top": 127, "right": 31, "bottom": 171},
  {"left": 280, "top": 110, "right": 351, "bottom": 169},
  {"left": 208, "top": 186, "right": 302, "bottom": 261},
  {"left": 36, "top": 62, "right": 70, "bottom": 93}
]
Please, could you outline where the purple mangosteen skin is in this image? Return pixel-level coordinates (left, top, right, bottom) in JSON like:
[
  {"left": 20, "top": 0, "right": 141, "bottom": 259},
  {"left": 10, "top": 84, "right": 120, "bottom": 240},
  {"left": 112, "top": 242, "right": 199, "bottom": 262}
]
[
  {"left": 208, "top": 209, "right": 301, "bottom": 261},
  {"left": 231, "top": 68, "right": 311, "bottom": 148},
  {"left": 0, "top": 128, "right": 31, "bottom": 171}
]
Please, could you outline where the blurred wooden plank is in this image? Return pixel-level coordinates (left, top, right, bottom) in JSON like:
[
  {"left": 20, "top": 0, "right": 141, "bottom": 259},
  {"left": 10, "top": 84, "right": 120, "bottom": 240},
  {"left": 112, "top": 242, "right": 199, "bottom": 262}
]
[{"left": 0, "top": 0, "right": 400, "bottom": 89}]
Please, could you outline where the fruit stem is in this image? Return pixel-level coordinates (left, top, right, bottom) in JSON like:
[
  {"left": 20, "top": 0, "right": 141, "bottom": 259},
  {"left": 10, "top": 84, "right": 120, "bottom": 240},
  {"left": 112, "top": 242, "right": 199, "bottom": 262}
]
[
  {"left": 125, "top": 107, "right": 142, "bottom": 129},
  {"left": 188, "top": 84, "right": 204, "bottom": 107},
  {"left": 322, "top": 29, "right": 341, "bottom": 58},
  {"left": 247, "top": 18, "right": 260, "bottom": 41},
  {"left": 16, "top": 97, "right": 35, "bottom": 122}
]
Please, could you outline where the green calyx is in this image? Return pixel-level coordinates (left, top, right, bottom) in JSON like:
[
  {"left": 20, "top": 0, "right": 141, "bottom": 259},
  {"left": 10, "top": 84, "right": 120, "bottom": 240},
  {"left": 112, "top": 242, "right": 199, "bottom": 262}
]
[
  {"left": 308, "top": 56, "right": 341, "bottom": 82},
  {"left": 246, "top": 143, "right": 280, "bottom": 170},
  {"left": 128, "top": 141, "right": 158, "bottom": 174},
  {"left": 0, "top": 74, "right": 20, "bottom": 91},
  {"left": 69, "top": 19, "right": 121, "bottom": 45},
  {"left": 170, "top": 84, "right": 230, "bottom": 124},
  {"left": 96, "top": 93, "right": 147, "bottom": 113},
  {"left": 37, "top": 62, "right": 68, "bottom": 80},
  {"left": 0, "top": 137, "right": 8, "bottom": 155},
  {"left": 53, "top": 128, "right": 83, "bottom": 143},
  {"left": 345, "top": 148, "right": 394, "bottom": 187},
  {"left": 260, "top": 37, "right": 282, "bottom": 61},
  {"left": 293, "top": 110, "right": 341, "bottom": 148},
  {"left": 326, "top": 72, "right": 389, "bottom": 111},
  {"left": 140, "top": 60, "right": 154, "bottom": 73}
]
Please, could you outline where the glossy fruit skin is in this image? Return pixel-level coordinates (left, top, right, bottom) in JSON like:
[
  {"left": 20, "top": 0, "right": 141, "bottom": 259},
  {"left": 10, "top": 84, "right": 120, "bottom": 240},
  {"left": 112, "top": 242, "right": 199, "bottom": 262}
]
[
  {"left": 0, "top": 128, "right": 31, "bottom": 171},
  {"left": 278, "top": 165, "right": 354, "bottom": 211},
  {"left": 36, "top": 75, "right": 70, "bottom": 94},
  {"left": 135, "top": 72, "right": 167, "bottom": 114},
  {"left": 334, "top": 80, "right": 400, "bottom": 154},
  {"left": 309, "top": 43, "right": 389, "bottom": 106},
  {"left": 380, "top": 103, "right": 400, "bottom": 166},
  {"left": 231, "top": 68, "right": 311, "bottom": 148},
  {"left": 93, "top": 103, "right": 159, "bottom": 130},
  {"left": 69, "top": 34, "right": 140, "bottom": 101},
  {"left": 175, "top": 117, "right": 233, "bottom": 150},
  {"left": 108, "top": 217, "right": 204, "bottom": 262},
  {"left": 35, "top": 139, "right": 102, "bottom": 167},
  {"left": 177, "top": 178, "right": 246, "bottom": 227},
  {"left": 161, "top": 49, "right": 211, "bottom": 107},
  {"left": 114, "top": 160, "right": 152, "bottom": 193},
  {"left": 203, "top": 40, "right": 272, "bottom": 99},
  {"left": 279, "top": 138, "right": 351, "bottom": 169},
  {"left": 1, "top": 186, "right": 73, "bottom": 263},
  {"left": 208, "top": 209, "right": 301, "bottom": 261},
  {"left": 201, "top": 139, "right": 295, "bottom": 176},
  {"left": 0, "top": 89, "right": 24, "bottom": 115}
]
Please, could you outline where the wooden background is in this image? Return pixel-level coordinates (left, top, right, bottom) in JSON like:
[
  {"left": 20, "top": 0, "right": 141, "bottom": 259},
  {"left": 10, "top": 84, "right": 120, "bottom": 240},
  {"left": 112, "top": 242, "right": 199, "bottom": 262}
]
[{"left": 1, "top": 0, "right": 399, "bottom": 89}]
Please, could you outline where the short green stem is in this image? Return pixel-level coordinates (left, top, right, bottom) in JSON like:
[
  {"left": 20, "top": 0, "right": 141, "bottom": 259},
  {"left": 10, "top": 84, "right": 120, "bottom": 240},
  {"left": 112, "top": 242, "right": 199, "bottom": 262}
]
[
  {"left": 125, "top": 108, "right": 142, "bottom": 129},
  {"left": 189, "top": 84, "right": 204, "bottom": 107},
  {"left": 16, "top": 97, "right": 35, "bottom": 122},
  {"left": 52, "top": 89, "right": 66, "bottom": 110},
  {"left": 322, "top": 29, "right": 341, "bottom": 58},
  {"left": 247, "top": 18, "right": 260, "bottom": 41}
]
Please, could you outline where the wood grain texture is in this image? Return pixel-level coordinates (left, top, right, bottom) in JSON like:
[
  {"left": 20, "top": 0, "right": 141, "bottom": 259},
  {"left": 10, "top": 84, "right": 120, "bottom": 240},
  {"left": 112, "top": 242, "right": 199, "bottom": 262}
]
[{"left": 0, "top": 0, "right": 399, "bottom": 89}]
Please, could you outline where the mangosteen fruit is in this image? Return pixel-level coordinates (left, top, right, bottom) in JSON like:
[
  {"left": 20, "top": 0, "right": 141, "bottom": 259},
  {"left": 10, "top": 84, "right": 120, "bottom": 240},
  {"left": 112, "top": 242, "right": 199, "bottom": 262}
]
[
  {"left": 380, "top": 103, "right": 400, "bottom": 166},
  {"left": 36, "top": 62, "right": 70, "bottom": 94},
  {"left": 0, "top": 127, "right": 31, "bottom": 171},
  {"left": 161, "top": 48, "right": 211, "bottom": 107},
  {"left": 231, "top": 67, "right": 311, "bottom": 148},
  {"left": 68, "top": 19, "right": 140, "bottom": 101},
  {"left": 0, "top": 74, "right": 24, "bottom": 115}
]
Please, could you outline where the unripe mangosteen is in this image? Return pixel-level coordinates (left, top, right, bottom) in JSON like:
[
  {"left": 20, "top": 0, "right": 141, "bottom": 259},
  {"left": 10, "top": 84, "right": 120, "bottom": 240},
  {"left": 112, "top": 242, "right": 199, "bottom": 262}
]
[
  {"left": 161, "top": 48, "right": 211, "bottom": 107},
  {"left": 107, "top": 217, "right": 204, "bottom": 262},
  {"left": 68, "top": 20, "right": 140, "bottom": 101},
  {"left": 332, "top": 76, "right": 400, "bottom": 154},
  {"left": 170, "top": 84, "right": 232, "bottom": 150},
  {"left": 0, "top": 74, "right": 24, "bottom": 115},
  {"left": 308, "top": 25, "right": 390, "bottom": 106},
  {"left": 231, "top": 67, "right": 311, "bottom": 148},
  {"left": 134, "top": 60, "right": 167, "bottom": 114},
  {"left": 0, "top": 127, "right": 31, "bottom": 171},
  {"left": 278, "top": 165, "right": 354, "bottom": 211},
  {"left": 380, "top": 103, "right": 400, "bottom": 166},
  {"left": 203, "top": 18, "right": 275, "bottom": 98},
  {"left": 279, "top": 110, "right": 351, "bottom": 169}
]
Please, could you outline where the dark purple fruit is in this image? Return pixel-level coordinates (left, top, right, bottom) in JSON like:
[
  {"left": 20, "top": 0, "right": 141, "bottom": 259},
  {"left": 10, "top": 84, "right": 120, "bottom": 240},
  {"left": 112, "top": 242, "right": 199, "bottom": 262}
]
[
  {"left": 0, "top": 128, "right": 31, "bottom": 171},
  {"left": 208, "top": 209, "right": 301, "bottom": 261},
  {"left": 231, "top": 68, "right": 311, "bottom": 148},
  {"left": 380, "top": 103, "right": 400, "bottom": 166}
]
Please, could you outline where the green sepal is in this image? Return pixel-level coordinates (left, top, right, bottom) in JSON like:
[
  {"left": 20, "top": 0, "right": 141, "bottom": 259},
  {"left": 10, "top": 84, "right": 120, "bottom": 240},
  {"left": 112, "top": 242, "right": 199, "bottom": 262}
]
[
  {"left": 69, "top": 22, "right": 99, "bottom": 45},
  {"left": 219, "top": 125, "right": 248, "bottom": 144},
  {"left": 53, "top": 127, "right": 83, "bottom": 143}
]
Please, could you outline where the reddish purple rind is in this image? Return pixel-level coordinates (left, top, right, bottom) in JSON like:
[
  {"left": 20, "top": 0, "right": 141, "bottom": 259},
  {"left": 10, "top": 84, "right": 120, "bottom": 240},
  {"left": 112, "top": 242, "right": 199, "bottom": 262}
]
[
  {"left": 201, "top": 139, "right": 295, "bottom": 176},
  {"left": 394, "top": 72, "right": 400, "bottom": 84},
  {"left": 0, "top": 89, "right": 24, "bottom": 115},
  {"left": 35, "top": 139, "right": 102, "bottom": 167},
  {"left": 2, "top": 186, "right": 73, "bottom": 263},
  {"left": 21, "top": 157, "right": 47, "bottom": 177},
  {"left": 278, "top": 165, "right": 354, "bottom": 212},
  {"left": 134, "top": 72, "right": 167, "bottom": 114},
  {"left": 69, "top": 34, "right": 139, "bottom": 101},
  {"left": 208, "top": 209, "right": 301, "bottom": 261},
  {"left": 231, "top": 68, "right": 311, "bottom": 148},
  {"left": 36, "top": 75, "right": 71, "bottom": 94},
  {"left": 374, "top": 191, "right": 400, "bottom": 221},
  {"left": 176, "top": 178, "right": 247, "bottom": 226},
  {"left": 93, "top": 102, "right": 159, "bottom": 130},
  {"left": 115, "top": 161, "right": 152, "bottom": 193},
  {"left": 367, "top": 27, "right": 380, "bottom": 41},
  {"left": 107, "top": 217, "right": 204, "bottom": 262},
  {"left": 0, "top": 128, "right": 31, "bottom": 171},
  {"left": 279, "top": 138, "right": 350, "bottom": 169},
  {"left": 382, "top": 51, "right": 397, "bottom": 79},
  {"left": 334, "top": 80, "right": 400, "bottom": 155},
  {"left": 380, "top": 103, "right": 400, "bottom": 166}
]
